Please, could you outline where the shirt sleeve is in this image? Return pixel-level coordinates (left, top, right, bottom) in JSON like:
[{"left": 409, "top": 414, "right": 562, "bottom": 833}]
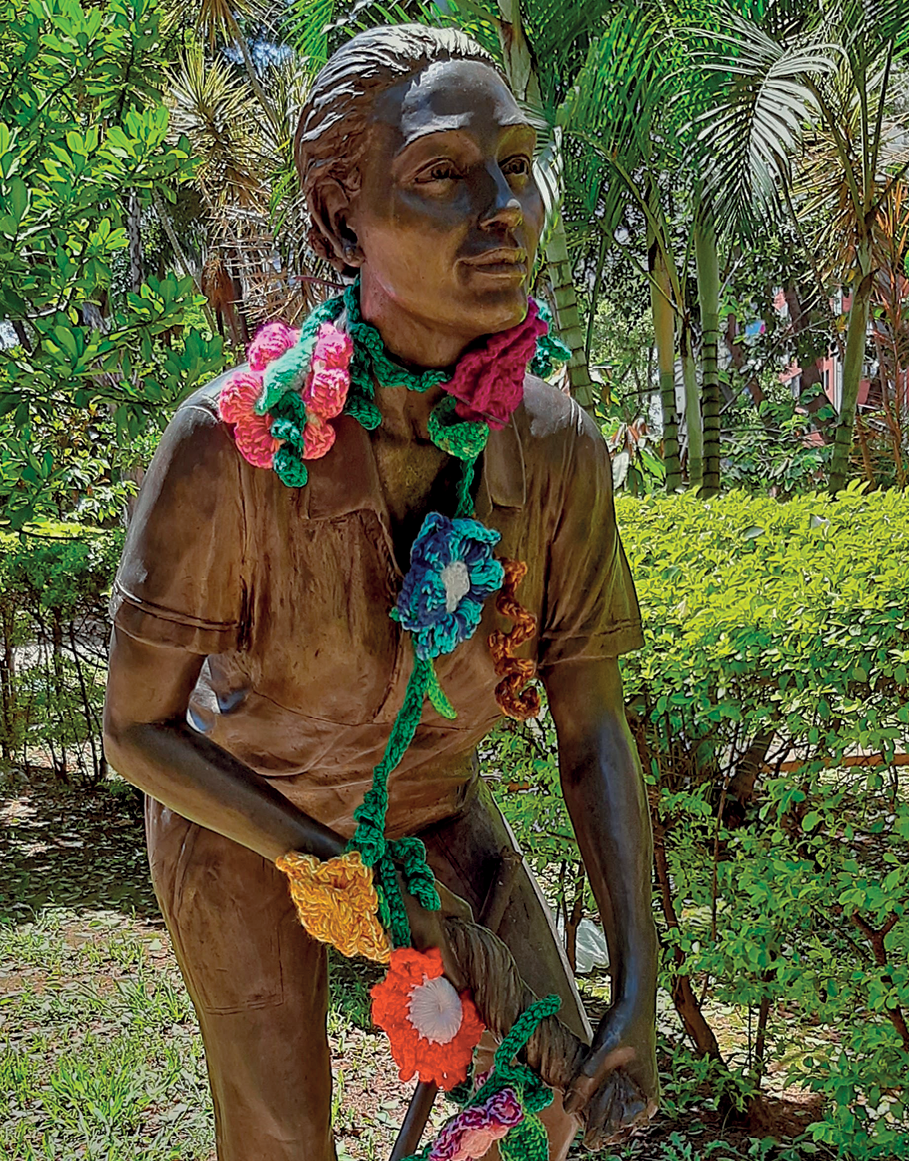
[
  {"left": 536, "top": 403, "right": 643, "bottom": 668},
  {"left": 110, "top": 400, "right": 246, "bottom": 654}
]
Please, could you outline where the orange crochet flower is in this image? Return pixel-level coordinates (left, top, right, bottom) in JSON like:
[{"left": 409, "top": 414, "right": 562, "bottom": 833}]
[
  {"left": 276, "top": 850, "right": 391, "bottom": 963},
  {"left": 371, "top": 947, "right": 485, "bottom": 1090}
]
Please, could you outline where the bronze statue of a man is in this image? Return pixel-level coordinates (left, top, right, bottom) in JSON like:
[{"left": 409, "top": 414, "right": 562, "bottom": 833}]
[{"left": 104, "top": 24, "right": 658, "bottom": 1161}]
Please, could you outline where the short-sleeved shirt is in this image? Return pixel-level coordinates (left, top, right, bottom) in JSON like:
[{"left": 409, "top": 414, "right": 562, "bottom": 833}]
[{"left": 111, "top": 371, "right": 643, "bottom": 839}]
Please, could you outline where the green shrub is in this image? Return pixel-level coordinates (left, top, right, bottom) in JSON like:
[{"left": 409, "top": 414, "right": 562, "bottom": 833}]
[
  {"left": 492, "top": 484, "right": 908, "bottom": 1157},
  {"left": 0, "top": 0, "right": 226, "bottom": 528},
  {"left": 617, "top": 484, "right": 909, "bottom": 1158},
  {"left": 0, "top": 524, "right": 122, "bottom": 783}
]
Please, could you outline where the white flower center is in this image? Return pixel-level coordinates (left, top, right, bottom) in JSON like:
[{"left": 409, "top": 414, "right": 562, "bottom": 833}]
[
  {"left": 439, "top": 560, "right": 471, "bottom": 614},
  {"left": 407, "top": 974, "right": 464, "bottom": 1044}
]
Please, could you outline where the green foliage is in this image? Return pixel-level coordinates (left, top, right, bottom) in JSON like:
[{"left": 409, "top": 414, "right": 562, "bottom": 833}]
[
  {"left": 0, "top": 524, "right": 122, "bottom": 783},
  {"left": 0, "top": 0, "right": 226, "bottom": 528},
  {"left": 722, "top": 396, "right": 829, "bottom": 497},
  {"left": 617, "top": 485, "right": 909, "bottom": 1158},
  {"left": 487, "top": 486, "right": 909, "bottom": 1156}
]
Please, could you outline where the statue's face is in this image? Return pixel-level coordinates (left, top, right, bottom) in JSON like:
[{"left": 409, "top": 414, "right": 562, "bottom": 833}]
[{"left": 348, "top": 58, "right": 545, "bottom": 344}]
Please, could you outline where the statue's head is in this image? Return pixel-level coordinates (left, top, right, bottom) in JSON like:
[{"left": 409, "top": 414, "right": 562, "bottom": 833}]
[{"left": 295, "top": 24, "right": 544, "bottom": 343}]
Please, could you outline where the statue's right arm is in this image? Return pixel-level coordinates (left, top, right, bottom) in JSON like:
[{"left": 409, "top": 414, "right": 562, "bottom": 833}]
[{"left": 103, "top": 626, "right": 346, "bottom": 863}]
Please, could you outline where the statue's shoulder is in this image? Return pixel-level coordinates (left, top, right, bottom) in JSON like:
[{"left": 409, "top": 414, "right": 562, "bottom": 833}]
[
  {"left": 516, "top": 373, "right": 602, "bottom": 453},
  {"left": 147, "top": 368, "right": 243, "bottom": 483},
  {"left": 171, "top": 368, "right": 236, "bottom": 425}
]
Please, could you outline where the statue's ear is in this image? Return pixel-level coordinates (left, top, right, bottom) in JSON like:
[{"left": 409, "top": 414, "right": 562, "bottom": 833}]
[{"left": 310, "top": 176, "right": 365, "bottom": 271}]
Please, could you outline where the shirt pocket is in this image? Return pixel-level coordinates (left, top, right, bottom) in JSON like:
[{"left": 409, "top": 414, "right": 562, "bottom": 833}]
[{"left": 244, "top": 509, "right": 405, "bottom": 725}]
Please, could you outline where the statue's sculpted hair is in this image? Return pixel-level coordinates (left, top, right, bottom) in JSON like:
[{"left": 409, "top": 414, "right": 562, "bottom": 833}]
[{"left": 295, "top": 24, "right": 500, "bottom": 276}]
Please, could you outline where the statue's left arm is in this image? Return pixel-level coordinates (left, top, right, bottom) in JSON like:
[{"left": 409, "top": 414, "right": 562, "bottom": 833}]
[{"left": 542, "top": 654, "right": 659, "bottom": 1146}]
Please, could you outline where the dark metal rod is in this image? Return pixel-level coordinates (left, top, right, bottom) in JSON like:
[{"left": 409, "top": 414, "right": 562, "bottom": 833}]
[{"left": 389, "top": 1080, "right": 438, "bottom": 1161}]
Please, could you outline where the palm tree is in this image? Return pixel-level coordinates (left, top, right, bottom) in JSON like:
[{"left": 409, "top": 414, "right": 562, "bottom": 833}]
[
  {"left": 553, "top": 3, "right": 708, "bottom": 491},
  {"left": 490, "top": 0, "right": 599, "bottom": 406},
  {"left": 692, "top": 0, "right": 909, "bottom": 493}
]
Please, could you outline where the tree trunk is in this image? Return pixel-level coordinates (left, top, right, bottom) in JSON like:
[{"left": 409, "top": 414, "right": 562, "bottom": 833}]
[
  {"left": 223, "top": 9, "right": 281, "bottom": 138},
  {"left": 545, "top": 218, "right": 596, "bottom": 407},
  {"left": 680, "top": 319, "right": 702, "bottom": 489},
  {"left": 495, "top": 0, "right": 595, "bottom": 408},
  {"left": 726, "top": 313, "right": 765, "bottom": 408},
  {"left": 126, "top": 189, "right": 143, "bottom": 293},
  {"left": 651, "top": 241, "right": 682, "bottom": 491},
  {"left": 829, "top": 258, "right": 874, "bottom": 494},
  {"left": 695, "top": 216, "right": 721, "bottom": 496},
  {"left": 653, "top": 823, "right": 724, "bottom": 1061},
  {"left": 783, "top": 285, "right": 833, "bottom": 433}
]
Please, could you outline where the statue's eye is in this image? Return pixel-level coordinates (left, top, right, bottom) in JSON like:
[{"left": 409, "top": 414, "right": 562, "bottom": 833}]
[
  {"left": 502, "top": 156, "right": 531, "bottom": 179},
  {"left": 416, "top": 162, "right": 460, "bottom": 184}
]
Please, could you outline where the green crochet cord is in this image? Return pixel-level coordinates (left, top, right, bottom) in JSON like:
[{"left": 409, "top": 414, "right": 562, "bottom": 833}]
[
  {"left": 346, "top": 656, "right": 444, "bottom": 948},
  {"left": 259, "top": 283, "right": 555, "bottom": 947},
  {"left": 257, "top": 296, "right": 343, "bottom": 414},
  {"left": 402, "top": 995, "right": 563, "bottom": 1161}
]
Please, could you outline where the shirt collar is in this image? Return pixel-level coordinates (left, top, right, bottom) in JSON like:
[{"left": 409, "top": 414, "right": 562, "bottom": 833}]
[{"left": 304, "top": 407, "right": 527, "bottom": 521}]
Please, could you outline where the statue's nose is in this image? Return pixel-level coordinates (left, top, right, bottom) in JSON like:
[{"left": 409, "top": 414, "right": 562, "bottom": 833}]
[{"left": 478, "top": 166, "right": 524, "bottom": 231}]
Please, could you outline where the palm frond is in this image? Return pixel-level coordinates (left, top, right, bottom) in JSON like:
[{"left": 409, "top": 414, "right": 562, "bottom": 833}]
[
  {"left": 167, "top": 47, "right": 269, "bottom": 209},
  {"left": 197, "top": 0, "right": 267, "bottom": 45},
  {"left": 689, "top": 9, "right": 836, "bottom": 232},
  {"left": 288, "top": 0, "right": 337, "bottom": 67},
  {"left": 558, "top": 5, "right": 674, "bottom": 176}
]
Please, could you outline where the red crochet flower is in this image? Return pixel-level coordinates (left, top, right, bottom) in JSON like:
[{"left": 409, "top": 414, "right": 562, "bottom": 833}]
[
  {"left": 304, "top": 323, "right": 353, "bottom": 419},
  {"left": 429, "top": 1087, "right": 524, "bottom": 1161},
  {"left": 247, "top": 321, "right": 299, "bottom": 372},
  {"left": 371, "top": 948, "right": 485, "bottom": 1090},
  {"left": 443, "top": 300, "right": 547, "bottom": 430},
  {"left": 301, "top": 414, "right": 336, "bottom": 459},
  {"left": 218, "top": 370, "right": 279, "bottom": 469}
]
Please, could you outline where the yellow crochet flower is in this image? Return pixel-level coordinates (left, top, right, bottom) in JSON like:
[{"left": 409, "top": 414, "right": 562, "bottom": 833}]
[{"left": 276, "top": 849, "right": 392, "bottom": 963}]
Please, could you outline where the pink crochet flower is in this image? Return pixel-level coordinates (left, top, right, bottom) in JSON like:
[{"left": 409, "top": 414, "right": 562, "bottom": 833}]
[
  {"left": 303, "top": 323, "right": 352, "bottom": 420},
  {"left": 428, "top": 1087, "right": 523, "bottom": 1161},
  {"left": 301, "top": 415, "right": 336, "bottom": 459},
  {"left": 247, "top": 321, "right": 299, "bottom": 372},
  {"left": 444, "top": 300, "right": 546, "bottom": 430},
  {"left": 218, "top": 370, "right": 280, "bottom": 470}
]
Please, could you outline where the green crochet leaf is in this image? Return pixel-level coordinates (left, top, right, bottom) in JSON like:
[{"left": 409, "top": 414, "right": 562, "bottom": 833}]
[
  {"left": 500, "top": 1112, "right": 549, "bottom": 1161},
  {"left": 257, "top": 296, "right": 343, "bottom": 414},
  {"left": 426, "top": 661, "right": 457, "bottom": 720}
]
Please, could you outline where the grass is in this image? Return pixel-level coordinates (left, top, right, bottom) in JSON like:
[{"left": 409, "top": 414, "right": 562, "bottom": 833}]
[
  {"left": 0, "top": 768, "right": 831, "bottom": 1161},
  {"left": 0, "top": 907, "right": 213, "bottom": 1160}
]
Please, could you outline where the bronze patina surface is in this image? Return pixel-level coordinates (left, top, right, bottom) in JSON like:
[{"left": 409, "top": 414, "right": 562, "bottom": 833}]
[{"left": 104, "top": 23, "right": 659, "bottom": 1161}]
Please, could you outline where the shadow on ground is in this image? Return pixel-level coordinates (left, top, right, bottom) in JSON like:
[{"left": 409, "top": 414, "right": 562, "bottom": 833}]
[{"left": 0, "top": 766, "right": 160, "bottom": 921}]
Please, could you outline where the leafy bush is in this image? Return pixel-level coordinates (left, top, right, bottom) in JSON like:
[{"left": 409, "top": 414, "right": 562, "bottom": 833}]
[
  {"left": 0, "top": 0, "right": 226, "bottom": 528},
  {"left": 493, "top": 485, "right": 909, "bottom": 1157},
  {"left": 619, "top": 485, "right": 909, "bottom": 1157},
  {"left": 0, "top": 524, "right": 122, "bottom": 784}
]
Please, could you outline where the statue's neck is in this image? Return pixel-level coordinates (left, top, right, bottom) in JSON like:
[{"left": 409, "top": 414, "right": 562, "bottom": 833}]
[
  {"left": 359, "top": 274, "right": 475, "bottom": 370},
  {"left": 372, "top": 381, "right": 446, "bottom": 441}
]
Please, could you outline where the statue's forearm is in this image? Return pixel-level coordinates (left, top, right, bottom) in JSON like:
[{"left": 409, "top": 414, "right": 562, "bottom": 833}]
[
  {"left": 561, "top": 721, "right": 657, "bottom": 1010},
  {"left": 104, "top": 718, "right": 345, "bottom": 862},
  {"left": 104, "top": 626, "right": 346, "bottom": 863},
  {"left": 544, "top": 659, "right": 657, "bottom": 1013}
]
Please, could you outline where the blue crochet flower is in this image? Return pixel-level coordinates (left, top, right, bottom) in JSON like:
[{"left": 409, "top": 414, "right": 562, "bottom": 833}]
[{"left": 395, "top": 513, "right": 505, "bottom": 660}]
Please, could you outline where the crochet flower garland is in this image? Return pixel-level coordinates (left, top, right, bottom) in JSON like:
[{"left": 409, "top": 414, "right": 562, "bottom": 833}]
[
  {"left": 220, "top": 291, "right": 569, "bottom": 1097},
  {"left": 275, "top": 849, "right": 391, "bottom": 963},
  {"left": 217, "top": 318, "right": 352, "bottom": 482},
  {"left": 394, "top": 514, "right": 505, "bottom": 662},
  {"left": 401, "top": 995, "right": 562, "bottom": 1161},
  {"left": 217, "top": 283, "right": 568, "bottom": 487}
]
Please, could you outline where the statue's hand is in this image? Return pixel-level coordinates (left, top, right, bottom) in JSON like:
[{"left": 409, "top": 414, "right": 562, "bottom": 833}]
[
  {"left": 564, "top": 998, "right": 659, "bottom": 1149},
  {"left": 401, "top": 876, "right": 473, "bottom": 991}
]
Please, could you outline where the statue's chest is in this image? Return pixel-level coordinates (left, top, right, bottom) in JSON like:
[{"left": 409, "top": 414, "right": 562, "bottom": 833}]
[{"left": 371, "top": 437, "right": 461, "bottom": 567}]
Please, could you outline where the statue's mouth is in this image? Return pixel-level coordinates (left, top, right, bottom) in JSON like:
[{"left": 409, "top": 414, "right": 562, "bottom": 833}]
[{"left": 462, "top": 248, "right": 528, "bottom": 279}]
